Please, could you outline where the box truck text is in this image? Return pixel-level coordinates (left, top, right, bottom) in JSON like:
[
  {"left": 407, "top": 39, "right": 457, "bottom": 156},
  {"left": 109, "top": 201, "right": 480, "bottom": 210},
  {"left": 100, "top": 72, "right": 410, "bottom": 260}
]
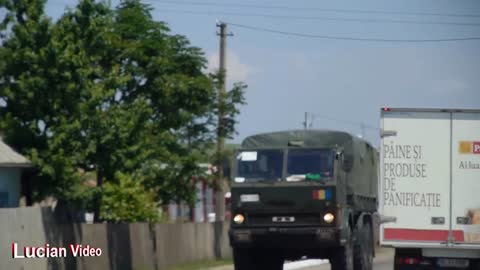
[{"left": 383, "top": 144, "right": 441, "bottom": 208}]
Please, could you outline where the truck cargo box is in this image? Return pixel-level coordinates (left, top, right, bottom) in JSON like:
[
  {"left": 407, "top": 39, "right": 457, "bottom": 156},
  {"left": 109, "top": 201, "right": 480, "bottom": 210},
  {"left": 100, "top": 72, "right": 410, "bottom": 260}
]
[{"left": 379, "top": 108, "right": 480, "bottom": 250}]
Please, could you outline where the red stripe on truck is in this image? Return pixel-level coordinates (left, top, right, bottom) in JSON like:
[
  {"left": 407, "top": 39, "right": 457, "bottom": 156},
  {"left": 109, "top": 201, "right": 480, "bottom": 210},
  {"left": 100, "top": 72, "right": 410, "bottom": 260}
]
[{"left": 384, "top": 228, "right": 465, "bottom": 242}]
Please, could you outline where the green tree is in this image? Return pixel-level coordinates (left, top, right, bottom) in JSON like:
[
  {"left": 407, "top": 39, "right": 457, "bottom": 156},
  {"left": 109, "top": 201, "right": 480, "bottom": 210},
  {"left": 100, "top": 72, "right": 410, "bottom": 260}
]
[
  {"left": 48, "top": 0, "right": 219, "bottom": 213},
  {"left": 110, "top": 0, "right": 217, "bottom": 206},
  {"left": 0, "top": 0, "right": 89, "bottom": 203},
  {"left": 0, "top": 0, "right": 246, "bottom": 222}
]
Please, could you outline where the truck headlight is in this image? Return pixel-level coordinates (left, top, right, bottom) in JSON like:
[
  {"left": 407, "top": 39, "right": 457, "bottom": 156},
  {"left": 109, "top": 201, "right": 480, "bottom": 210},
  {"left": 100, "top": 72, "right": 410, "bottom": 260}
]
[
  {"left": 233, "top": 214, "right": 245, "bottom": 224},
  {"left": 324, "top": 213, "right": 335, "bottom": 223}
]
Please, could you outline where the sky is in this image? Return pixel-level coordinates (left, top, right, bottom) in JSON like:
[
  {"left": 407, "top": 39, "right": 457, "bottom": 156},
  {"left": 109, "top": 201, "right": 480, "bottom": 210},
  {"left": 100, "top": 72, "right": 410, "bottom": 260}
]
[{"left": 42, "top": 0, "right": 480, "bottom": 146}]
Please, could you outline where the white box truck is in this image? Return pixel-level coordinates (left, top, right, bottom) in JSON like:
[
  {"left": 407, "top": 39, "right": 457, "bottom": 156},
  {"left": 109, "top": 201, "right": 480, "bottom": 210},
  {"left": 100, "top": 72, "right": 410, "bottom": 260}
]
[{"left": 379, "top": 108, "right": 480, "bottom": 270}]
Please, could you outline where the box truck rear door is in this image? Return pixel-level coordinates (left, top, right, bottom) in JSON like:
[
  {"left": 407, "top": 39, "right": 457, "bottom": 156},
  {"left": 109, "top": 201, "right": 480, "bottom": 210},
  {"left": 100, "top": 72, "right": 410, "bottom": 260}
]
[{"left": 380, "top": 110, "right": 451, "bottom": 246}]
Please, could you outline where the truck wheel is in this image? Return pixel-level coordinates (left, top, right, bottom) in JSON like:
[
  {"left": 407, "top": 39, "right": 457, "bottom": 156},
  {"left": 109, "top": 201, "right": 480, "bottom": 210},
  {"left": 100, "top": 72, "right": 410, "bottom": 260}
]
[
  {"left": 353, "top": 223, "right": 373, "bottom": 270},
  {"left": 330, "top": 234, "right": 354, "bottom": 270},
  {"left": 233, "top": 248, "right": 254, "bottom": 270}
]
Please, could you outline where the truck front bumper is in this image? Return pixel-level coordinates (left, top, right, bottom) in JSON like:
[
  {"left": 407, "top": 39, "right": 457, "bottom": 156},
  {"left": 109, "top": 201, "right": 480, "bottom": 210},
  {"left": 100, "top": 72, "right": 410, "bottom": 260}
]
[{"left": 229, "top": 226, "right": 344, "bottom": 248}]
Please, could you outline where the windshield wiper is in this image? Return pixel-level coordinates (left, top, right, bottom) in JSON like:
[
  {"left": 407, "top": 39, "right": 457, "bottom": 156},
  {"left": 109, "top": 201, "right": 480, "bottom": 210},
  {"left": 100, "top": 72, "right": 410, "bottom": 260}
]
[{"left": 241, "top": 178, "right": 278, "bottom": 184}]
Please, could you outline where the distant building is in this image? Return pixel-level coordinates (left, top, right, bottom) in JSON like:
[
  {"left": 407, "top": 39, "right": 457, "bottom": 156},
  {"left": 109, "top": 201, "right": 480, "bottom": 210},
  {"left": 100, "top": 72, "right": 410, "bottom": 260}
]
[
  {"left": 0, "top": 140, "right": 31, "bottom": 207},
  {"left": 167, "top": 163, "right": 231, "bottom": 223}
]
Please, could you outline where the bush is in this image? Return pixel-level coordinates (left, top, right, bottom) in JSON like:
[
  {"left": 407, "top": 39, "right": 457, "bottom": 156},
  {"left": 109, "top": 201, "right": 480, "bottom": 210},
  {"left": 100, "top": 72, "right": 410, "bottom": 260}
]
[{"left": 100, "top": 172, "right": 159, "bottom": 223}]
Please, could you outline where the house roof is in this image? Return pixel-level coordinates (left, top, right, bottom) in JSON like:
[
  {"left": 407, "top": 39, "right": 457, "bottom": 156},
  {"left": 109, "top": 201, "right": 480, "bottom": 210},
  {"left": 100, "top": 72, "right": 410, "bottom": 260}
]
[{"left": 0, "top": 140, "right": 31, "bottom": 168}]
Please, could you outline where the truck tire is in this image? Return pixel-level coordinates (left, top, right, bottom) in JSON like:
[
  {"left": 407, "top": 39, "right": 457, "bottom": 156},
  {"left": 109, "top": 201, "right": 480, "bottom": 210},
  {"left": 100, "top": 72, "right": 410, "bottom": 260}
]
[
  {"left": 353, "top": 222, "right": 373, "bottom": 270},
  {"left": 330, "top": 233, "right": 354, "bottom": 270}
]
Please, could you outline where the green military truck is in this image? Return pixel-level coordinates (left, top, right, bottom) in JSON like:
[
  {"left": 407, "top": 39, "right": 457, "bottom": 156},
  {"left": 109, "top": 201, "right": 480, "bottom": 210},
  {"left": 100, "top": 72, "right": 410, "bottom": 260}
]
[{"left": 228, "top": 130, "right": 379, "bottom": 270}]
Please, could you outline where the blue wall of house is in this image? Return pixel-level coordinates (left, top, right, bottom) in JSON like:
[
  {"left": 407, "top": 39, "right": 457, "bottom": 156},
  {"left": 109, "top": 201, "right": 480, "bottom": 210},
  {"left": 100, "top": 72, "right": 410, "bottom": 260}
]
[{"left": 0, "top": 168, "right": 21, "bottom": 207}]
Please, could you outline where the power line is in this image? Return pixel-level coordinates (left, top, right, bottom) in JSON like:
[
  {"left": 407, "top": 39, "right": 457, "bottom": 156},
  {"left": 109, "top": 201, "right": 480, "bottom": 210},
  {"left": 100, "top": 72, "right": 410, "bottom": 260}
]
[
  {"left": 155, "top": 9, "right": 480, "bottom": 27},
  {"left": 226, "top": 22, "right": 480, "bottom": 42},
  {"left": 150, "top": 0, "right": 480, "bottom": 18}
]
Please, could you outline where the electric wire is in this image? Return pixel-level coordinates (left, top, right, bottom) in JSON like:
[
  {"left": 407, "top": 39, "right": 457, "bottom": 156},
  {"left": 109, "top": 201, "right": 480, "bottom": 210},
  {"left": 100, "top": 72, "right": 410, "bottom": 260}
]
[
  {"left": 226, "top": 22, "right": 480, "bottom": 42},
  {"left": 150, "top": 1, "right": 480, "bottom": 18},
  {"left": 156, "top": 9, "right": 480, "bottom": 27}
]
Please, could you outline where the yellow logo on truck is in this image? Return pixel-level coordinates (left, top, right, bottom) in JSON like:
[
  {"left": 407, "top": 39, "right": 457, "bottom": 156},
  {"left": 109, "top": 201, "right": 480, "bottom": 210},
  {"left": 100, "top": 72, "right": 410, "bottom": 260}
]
[{"left": 459, "top": 141, "right": 480, "bottom": 154}]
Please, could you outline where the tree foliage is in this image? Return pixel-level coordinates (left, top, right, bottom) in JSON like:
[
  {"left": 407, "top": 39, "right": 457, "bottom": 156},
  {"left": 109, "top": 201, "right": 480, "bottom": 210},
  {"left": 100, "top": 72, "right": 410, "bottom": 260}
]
[
  {"left": 0, "top": 0, "right": 246, "bottom": 221},
  {"left": 100, "top": 172, "right": 159, "bottom": 223},
  {"left": 210, "top": 72, "right": 247, "bottom": 188}
]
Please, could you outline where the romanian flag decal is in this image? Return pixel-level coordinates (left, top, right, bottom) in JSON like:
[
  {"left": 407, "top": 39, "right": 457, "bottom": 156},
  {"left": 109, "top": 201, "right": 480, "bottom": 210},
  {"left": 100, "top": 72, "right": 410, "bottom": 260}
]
[{"left": 312, "top": 189, "right": 332, "bottom": 200}]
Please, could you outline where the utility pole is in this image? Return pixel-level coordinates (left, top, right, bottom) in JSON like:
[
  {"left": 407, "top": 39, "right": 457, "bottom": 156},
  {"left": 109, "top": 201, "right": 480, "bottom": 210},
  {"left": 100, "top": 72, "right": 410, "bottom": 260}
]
[
  {"left": 214, "top": 21, "right": 231, "bottom": 259},
  {"left": 303, "top": 112, "right": 308, "bottom": 130},
  {"left": 215, "top": 21, "right": 228, "bottom": 223}
]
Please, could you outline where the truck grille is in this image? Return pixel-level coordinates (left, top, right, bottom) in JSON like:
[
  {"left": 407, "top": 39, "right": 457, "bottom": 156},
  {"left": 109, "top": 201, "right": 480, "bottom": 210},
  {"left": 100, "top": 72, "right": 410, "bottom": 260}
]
[{"left": 248, "top": 214, "right": 328, "bottom": 226}]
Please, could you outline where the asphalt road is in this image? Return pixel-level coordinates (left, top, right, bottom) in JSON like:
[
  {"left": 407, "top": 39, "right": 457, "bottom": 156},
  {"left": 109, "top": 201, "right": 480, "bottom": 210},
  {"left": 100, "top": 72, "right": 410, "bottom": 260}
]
[
  {"left": 212, "top": 248, "right": 394, "bottom": 270},
  {"left": 299, "top": 248, "right": 394, "bottom": 270}
]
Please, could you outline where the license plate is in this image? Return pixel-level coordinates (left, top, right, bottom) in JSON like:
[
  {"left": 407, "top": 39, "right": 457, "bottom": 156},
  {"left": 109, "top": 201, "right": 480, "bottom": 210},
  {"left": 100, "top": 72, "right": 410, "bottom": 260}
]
[{"left": 437, "top": 258, "right": 469, "bottom": 268}]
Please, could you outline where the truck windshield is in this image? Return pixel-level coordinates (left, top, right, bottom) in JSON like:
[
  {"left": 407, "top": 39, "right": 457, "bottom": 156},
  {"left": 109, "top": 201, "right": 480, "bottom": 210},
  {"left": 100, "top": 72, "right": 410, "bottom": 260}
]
[
  {"left": 236, "top": 149, "right": 283, "bottom": 182},
  {"left": 286, "top": 149, "right": 334, "bottom": 181}
]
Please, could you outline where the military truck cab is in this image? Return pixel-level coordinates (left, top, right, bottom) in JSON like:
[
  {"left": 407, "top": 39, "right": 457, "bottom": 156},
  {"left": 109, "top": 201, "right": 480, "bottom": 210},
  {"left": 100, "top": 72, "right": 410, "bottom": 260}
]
[{"left": 229, "top": 130, "right": 378, "bottom": 270}]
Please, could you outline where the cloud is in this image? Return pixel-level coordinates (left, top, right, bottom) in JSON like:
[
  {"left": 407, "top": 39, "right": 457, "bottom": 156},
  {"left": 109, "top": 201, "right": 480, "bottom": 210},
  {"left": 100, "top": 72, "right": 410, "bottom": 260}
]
[{"left": 207, "top": 50, "right": 253, "bottom": 82}]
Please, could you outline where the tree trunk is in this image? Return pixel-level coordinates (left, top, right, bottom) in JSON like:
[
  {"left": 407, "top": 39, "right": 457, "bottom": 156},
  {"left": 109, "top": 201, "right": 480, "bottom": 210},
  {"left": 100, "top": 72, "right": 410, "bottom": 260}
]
[{"left": 93, "top": 169, "right": 103, "bottom": 223}]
